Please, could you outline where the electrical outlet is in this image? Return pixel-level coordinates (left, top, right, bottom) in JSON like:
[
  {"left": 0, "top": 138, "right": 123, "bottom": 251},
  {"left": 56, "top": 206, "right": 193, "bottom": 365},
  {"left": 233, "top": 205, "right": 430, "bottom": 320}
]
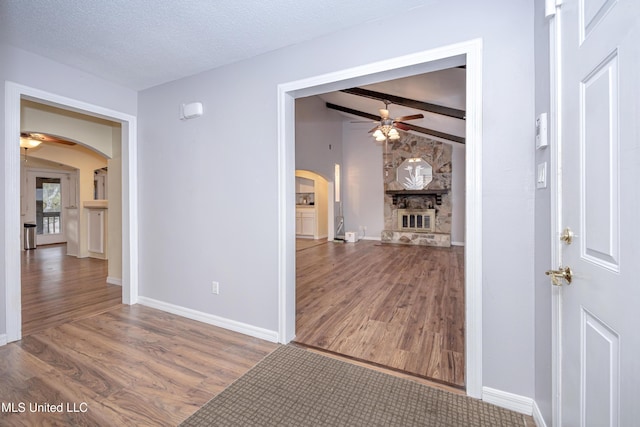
[{"left": 211, "top": 281, "right": 220, "bottom": 294}]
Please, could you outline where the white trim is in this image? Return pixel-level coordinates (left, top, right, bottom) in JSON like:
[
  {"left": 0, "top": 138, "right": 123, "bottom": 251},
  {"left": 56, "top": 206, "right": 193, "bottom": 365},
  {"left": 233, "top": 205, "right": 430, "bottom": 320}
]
[
  {"left": 5, "top": 83, "right": 22, "bottom": 342},
  {"left": 482, "top": 387, "right": 534, "bottom": 415},
  {"left": 452, "top": 241, "right": 466, "bottom": 246},
  {"left": 4, "top": 81, "right": 138, "bottom": 343},
  {"left": 106, "top": 276, "right": 122, "bottom": 286},
  {"left": 533, "top": 400, "right": 549, "bottom": 427},
  {"left": 137, "top": 297, "right": 279, "bottom": 343},
  {"left": 0, "top": 334, "right": 7, "bottom": 346},
  {"left": 549, "top": 4, "right": 563, "bottom": 426},
  {"left": 277, "top": 38, "right": 483, "bottom": 399}
]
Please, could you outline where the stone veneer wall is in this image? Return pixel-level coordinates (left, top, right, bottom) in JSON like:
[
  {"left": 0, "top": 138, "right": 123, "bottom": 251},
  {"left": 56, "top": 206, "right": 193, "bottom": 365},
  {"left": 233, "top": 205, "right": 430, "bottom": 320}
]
[{"left": 381, "top": 132, "right": 452, "bottom": 246}]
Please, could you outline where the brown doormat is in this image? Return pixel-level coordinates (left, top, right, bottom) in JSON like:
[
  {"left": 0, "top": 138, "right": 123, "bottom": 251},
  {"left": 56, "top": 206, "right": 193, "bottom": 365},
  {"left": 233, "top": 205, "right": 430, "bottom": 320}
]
[{"left": 180, "top": 345, "right": 527, "bottom": 426}]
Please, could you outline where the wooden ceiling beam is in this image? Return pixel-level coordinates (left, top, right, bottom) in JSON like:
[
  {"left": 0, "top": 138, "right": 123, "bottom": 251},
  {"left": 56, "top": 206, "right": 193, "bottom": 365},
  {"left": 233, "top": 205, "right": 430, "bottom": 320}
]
[
  {"left": 325, "top": 103, "right": 380, "bottom": 121},
  {"left": 340, "top": 87, "right": 466, "bottom": 120},
  {"left": 395, "top": 122, "right": 465, "bottom": 145},
  {"left": 326, "top": 103, "right": 465, "bottom": 144}
]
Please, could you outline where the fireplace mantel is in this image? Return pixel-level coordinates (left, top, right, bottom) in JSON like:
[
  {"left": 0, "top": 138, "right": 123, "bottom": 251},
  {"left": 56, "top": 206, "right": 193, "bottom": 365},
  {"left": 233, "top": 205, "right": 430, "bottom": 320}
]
[{"left": 385, "top": 189, "right": 448, "bottom": 205}]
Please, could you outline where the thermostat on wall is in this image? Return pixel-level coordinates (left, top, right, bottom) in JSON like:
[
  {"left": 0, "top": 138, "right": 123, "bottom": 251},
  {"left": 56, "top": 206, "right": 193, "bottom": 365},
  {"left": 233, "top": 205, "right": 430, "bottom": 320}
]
[{"left": 536, "top": 113, "right": 548, "bottom": 149}]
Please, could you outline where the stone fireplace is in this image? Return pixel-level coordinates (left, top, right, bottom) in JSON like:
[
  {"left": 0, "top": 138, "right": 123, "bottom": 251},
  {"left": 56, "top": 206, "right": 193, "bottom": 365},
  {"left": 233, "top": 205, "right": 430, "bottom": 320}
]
[{"left": 380, "top": 133, "right": 452, "bottom": 247}]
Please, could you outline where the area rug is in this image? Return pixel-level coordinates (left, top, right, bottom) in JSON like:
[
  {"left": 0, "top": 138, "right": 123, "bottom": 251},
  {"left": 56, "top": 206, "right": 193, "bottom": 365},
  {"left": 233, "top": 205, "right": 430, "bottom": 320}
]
[{"left": 180, "top": 345, "right": 527, "bottom": 426}]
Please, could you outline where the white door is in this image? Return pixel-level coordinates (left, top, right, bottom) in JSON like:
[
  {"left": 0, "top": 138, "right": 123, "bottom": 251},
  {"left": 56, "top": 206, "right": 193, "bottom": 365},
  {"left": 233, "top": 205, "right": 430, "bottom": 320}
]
[
  {"left": 556, "top": 0, "right": 640, "bottom": 425},
  {"left": 26, "top": 171, "right": 70, "bottom": 245}
]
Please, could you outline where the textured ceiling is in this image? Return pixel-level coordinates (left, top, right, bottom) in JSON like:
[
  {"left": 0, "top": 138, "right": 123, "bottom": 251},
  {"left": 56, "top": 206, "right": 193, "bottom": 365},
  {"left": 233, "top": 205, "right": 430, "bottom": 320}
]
[{"left": 0, "top": 0, "right": 431, "bottom": 90}]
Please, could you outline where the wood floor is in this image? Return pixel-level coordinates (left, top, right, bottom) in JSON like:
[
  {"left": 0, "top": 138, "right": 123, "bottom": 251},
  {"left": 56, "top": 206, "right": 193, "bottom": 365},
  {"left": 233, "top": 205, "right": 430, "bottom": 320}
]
[
  {"left": 295, "top": 239, "right": 465, "bottom": 388},
  {"left": 2, "top": 241, "right": 467, "bottom": 423},
  {"left": 4, "top": 243, "right": 277, "bottom": 425},
  {"left": 1, "top": 305, "right": 278, "bottom": 426},
  {"left": 21, "top": 244, "right": 122, "bottom": 336}
]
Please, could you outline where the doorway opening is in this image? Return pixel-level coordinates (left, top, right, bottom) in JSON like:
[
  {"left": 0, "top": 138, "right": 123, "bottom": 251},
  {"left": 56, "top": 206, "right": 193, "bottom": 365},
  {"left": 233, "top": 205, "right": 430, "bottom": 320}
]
[
  {"left": 4, "top": 82, "right": 138, "bottom": 343},
  {"left": 293, "top": 70, "right": 466, "bottom": 388},
  {"left": 278, "top": 39, "right": 483, "bottom": 398},
  {"left": 18, "top": 99, "right": 124, "bottom": 336}
]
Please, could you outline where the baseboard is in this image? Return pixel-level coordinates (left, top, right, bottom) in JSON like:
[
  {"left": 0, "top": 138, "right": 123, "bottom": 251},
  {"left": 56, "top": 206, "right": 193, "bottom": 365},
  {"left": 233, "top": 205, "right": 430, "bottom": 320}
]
[
  {"left": 360, "top": 236, "right": 381, "bottom": 241},
  {"left": 452, "top": 241, "right": 465, "bottom": 246},
  {"left": 0, "top": 334, "right": 7, "bottom": 346},
  {"left": 106, "top": 276, "right": 122, "bottom": 286},
  {"left": 137, "top": 296, "right": 279, "bottom": 343},
  {"left": 482, "top": 387, "right": 534, "bottom": 415},
  {"left": 532, "top": 400, "right": 547, "bottom": 427}
]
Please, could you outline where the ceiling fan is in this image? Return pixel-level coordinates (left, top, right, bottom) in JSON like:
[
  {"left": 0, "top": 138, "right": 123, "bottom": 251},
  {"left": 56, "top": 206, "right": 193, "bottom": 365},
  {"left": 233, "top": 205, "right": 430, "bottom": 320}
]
[
  {"left": 20, "top": 132, "right": 76, "bottom": 146},
  {"left": 355, "top": 101, "right": 424, "bottom": 142}
]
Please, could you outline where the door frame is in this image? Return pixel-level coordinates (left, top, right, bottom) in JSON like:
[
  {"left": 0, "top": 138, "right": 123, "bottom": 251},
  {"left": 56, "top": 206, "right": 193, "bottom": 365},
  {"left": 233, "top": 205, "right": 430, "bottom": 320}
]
[
  {"left": 276, "top": 38, "right": 484, "bottom": 398},
  {"left": 4, "top": 81, "right": 139, "bottom": 343}
]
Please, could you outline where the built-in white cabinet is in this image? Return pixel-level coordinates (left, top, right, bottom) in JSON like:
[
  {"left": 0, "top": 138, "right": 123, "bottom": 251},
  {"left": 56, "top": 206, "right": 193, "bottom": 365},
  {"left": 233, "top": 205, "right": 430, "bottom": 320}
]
[
  {"left": 86, "top": 204, "right": 108, "bottom": 259},
  {"left": 296, "top": 207, "right": 315, "bottom": 237}
]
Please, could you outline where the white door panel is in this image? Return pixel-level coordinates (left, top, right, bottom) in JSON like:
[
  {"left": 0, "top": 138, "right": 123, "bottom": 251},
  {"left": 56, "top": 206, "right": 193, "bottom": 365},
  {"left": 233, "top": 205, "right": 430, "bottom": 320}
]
[{"left": 557, "top": 0, "right": 640, "bottom": 426}]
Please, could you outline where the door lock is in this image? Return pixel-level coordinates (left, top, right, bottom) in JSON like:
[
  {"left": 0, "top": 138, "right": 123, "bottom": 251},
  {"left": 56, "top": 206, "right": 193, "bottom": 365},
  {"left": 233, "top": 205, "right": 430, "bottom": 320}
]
[
  {"left": 545, "top": 266, "right": 573, "bottom": 286},
  {"left": 560, "top": 227, "right": 574, "bottom": 245}
]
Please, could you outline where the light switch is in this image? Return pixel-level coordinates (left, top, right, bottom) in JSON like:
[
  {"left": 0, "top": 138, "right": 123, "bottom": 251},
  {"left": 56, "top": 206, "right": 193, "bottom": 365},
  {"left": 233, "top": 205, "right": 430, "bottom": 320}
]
[{"left": 537, "top": 162, "right": 547, "bottom": 189}]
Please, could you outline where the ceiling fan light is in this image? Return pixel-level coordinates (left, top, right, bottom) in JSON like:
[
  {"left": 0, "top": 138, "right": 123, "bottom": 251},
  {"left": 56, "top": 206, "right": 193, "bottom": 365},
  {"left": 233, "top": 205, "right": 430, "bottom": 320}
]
[
  {"left": 20, "top": 137, "right": 41, "bottom": 148},
  {"left": 372, "top": 129, "right": 384, "bottom": 138},
  {"left": 388, "top": 128, "right": 399, "bottom": 137},
  {"left": 375, "top": 134, "right": 386, "bottom": 142}
]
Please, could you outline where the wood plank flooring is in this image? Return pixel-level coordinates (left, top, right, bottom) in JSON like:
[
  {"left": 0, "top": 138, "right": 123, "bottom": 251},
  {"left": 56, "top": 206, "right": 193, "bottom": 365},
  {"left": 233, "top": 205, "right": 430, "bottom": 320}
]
[
  {"left": 295, "top": 239, "right": 465, "bottom": 388},
  {"left": 1, "top": 305, "right": 278, "bottom": 426},
  {"left": 21, "top": 244, "right": 122, "bottom": 336}
]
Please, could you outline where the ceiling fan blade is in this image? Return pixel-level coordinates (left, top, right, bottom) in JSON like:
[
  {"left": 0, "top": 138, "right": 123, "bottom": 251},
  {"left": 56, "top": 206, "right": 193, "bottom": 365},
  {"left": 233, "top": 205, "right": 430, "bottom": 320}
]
[
  {"left": 394, "top": 114, "right": 424, "bottom": 122},
  {"left": 22, "top": 132, "right": 76, "bottom": 145},
  {"left": 350, "top": 120, "right": 379, "bottom": 124},
  {"left": 394, "top": 122, "right": 411, "bottom": 131},
  {"left": 368, "top": 126, "right": 380, "bottom": 133}
]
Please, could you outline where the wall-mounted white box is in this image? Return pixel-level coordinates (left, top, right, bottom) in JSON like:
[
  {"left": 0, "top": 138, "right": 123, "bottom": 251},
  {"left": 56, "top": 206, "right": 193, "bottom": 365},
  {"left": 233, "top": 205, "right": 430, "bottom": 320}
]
[{"left": 536, "top": 113, "right": 548, "bottom": 149}]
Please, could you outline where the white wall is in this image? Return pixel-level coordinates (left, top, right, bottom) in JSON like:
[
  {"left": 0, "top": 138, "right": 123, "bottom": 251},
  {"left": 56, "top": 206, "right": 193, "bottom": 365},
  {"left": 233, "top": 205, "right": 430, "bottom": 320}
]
[
  {"left": 342, "top": 122, "right": 384, "bottom": 239},
  {"left": 0, "top": 43, "right": 137, "bottom": 337},
  {"left": 295, "top": 96, "right": 344, "bottom": 180},
  {"left": 138, "top": 0, "right": 535, "bottom": 399}
]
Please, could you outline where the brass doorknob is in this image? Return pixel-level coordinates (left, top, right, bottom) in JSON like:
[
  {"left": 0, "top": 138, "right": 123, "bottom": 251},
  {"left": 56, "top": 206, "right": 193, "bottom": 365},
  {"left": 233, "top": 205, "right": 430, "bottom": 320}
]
[{"left": 545, "top": 266, "right": 573, "bottom": 286}]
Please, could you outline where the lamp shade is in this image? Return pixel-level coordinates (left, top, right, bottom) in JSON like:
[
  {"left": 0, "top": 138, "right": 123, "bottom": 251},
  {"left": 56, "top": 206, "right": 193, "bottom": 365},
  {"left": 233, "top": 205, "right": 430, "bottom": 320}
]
[{"left": 20, "top": 137, "right": 42, "bottom": 148}]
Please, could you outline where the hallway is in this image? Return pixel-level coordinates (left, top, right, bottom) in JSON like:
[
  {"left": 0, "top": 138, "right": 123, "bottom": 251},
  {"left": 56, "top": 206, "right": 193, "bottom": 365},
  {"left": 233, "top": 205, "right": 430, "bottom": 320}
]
[{"left": 21, "top": 244, "right": 122, "bottom": 336}]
